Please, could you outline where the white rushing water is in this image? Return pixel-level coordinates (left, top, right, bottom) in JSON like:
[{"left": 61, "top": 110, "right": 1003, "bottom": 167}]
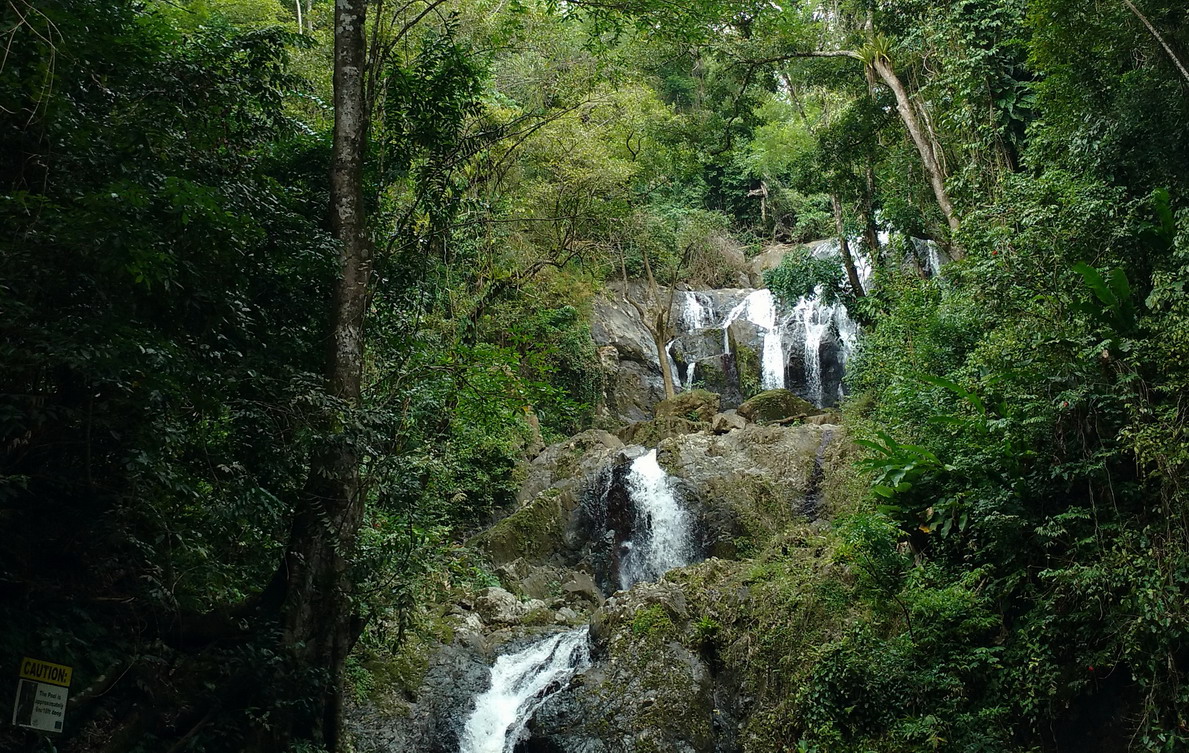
[
  {"left": 460, "top": 450, "right": 696, "bottom": 751},
  {"left": 761, "top": 325, "right": 786, "bottom": 390},
  {"left": 681, "top": 291, "right": 715, "bottom": 330},
  {"left": 794, "top": 296, "right": 832, "bottom": 405},
  {"left": 618, "top": 449, "right": 696, "bottom": 590},
  {"left": 719, "top": 289, "right": 777, "bottom": 352},
  {"left": 666, "top": 240, "right": 879, "bottom": 404},
  {"left": 459, "top": 627, "right": 592, "bottom": 753}
]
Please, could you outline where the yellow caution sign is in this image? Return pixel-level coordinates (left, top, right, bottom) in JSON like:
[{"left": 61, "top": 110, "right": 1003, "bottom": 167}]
[{"left": 19, "top": 658, "right": 72, "bottom": 688}]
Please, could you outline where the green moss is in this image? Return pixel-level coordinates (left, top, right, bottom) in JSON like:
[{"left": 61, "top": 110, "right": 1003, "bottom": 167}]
[
  {"left": 735, "top": 343, "right": 762, "bottom": 399},
  {"left": 350, "top": 609, "right": 457, "bottom": 706},
  {"left": 617, "top": 416, "right": 706, "bottom": 446},
  {"left": 659, "top": 545, "right": 859, "bottom": 753},
  {"left": 522, "top": 606, "right": 556, "bottom": 626},
  {"left": 630, "top": 605, "right": 674, "bottom": 638},
  {"left": 691, "top": 357, "right": 730, "bottom": 396},
  {"left": 470, "top": 487, "right": 567, "bottom": 565}
]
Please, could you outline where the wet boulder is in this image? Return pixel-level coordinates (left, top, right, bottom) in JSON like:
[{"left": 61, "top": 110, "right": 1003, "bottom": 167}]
[
  {"left": 736, "top": 389, "right": 818, "bottom": 423},
  {"left": 654, "top": 389, "right": 721, "bottom": 422}
]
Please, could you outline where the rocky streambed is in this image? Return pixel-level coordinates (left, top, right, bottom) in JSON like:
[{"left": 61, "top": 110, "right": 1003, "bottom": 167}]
[{"left": 347, "top": 388, "right": 854, "bottom": 753}]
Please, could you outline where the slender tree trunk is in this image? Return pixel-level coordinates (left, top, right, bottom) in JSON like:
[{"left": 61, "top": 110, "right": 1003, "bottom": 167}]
[
  {"left": 862, "top": 163, "right": 881, "bottom": 265},
  {"left": 653, "top": 322, "right": 677, "bottom": 400},
  {"left": 274, "top": 0, "right": 371, "bottom": 749},
  {"left": 624, "top": 248, "right": 678, "bottom": 402},
  {"left": 1122, "top": 0, "right": 1189, "bottom": 84},
  {"left": 832, "top": 193, "right": 865, "bottom": 297},
  {"left": 294, "top": 0, "right": 303, "bottom": 33},
  {"left": 869, "top": 56, "right": 964, "bottom": 258},
  {"left": 778, "top": 49, "right": 964, "bottom": 259}
]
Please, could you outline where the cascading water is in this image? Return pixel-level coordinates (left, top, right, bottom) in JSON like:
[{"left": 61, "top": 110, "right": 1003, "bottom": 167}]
[
  {"left": 719, "top": 289, "right": 776, "bottom": 349},
  {"left": 794, "top": 296, "right": 833, "bottom": 406},
  {"left": 715, "top": 289, "right": 795, "bottom": 392},
  {"left": 681, "top": 291, "right": 715, "bottom": 330},
  {"left": 458, "top": 628, "right": 592, "bottom": 753},
  {"left": 460, "top": 450, "right": 696, "bottom": 751},
  {"left": 617, "top": 449, "right": 696, "bottom": 590},
  {"left": 761, "top": 321, "right": 787, "bottom": 390}
]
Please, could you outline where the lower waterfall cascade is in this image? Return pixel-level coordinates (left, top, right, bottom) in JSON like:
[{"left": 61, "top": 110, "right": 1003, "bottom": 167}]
[
  {"left": 458, "top": 628, "right": 592, "bottom": 753},
  {"left": 616, "top": 449, "right": 696, "bottom": 590},
  {"left": 458, "top": 449, "right": 697, "bottom": 751}
]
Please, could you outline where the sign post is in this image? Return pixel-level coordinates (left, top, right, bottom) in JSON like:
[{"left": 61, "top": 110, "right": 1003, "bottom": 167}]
[{"left": 12, "top": 658, "right": 72, "bottom": 734}]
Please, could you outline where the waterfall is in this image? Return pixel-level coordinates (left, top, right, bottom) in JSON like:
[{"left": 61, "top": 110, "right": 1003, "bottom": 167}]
[
  {"left": 761, "top": 325, "right": 786, "bottom": 390},
  {"left": 794, "top": 296, "right": 832, "bottom": 405},
  {"left": 720, "top": 289, "right": 777, "bottom": 350},
  {"left": 460, "top": 451, "right": 695, "bottom": 751},
  {"left": 665, "top": 339, "right": 681, "bottom": 392},
  {"left": 459, "top": 628, "right": 591, "bottom": 753},
  {"left": 718, "top": 289, "right": 795, "bottom": 391},
  {"left": 681, "top": 291, "right": 714, "bottom": 330},
  {"left": 617, "top": 449, "right": 695, "bottom": 590}
]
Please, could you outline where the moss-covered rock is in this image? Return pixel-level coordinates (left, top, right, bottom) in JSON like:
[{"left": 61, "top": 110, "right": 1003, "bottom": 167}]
[
  {"left": 656, "top": 423, "right": 828, "bottom": 551},
  {"left": 616, "top": 415, "right": 707, "bottom": 446},
  {"left": 737, "top": 388, "right": 818, "bottom": 423},
  {"left": 734, "top": 342, "right": 762, "bottom": 399},
  {"left": 470, "top": 488, "right": 569, "bottom": 565},
  {"left": 653, "top": 388, "right": 720, "bottom": 422},
  {"left": 530, "top": 580, "right": 717, "bottom": 753}
]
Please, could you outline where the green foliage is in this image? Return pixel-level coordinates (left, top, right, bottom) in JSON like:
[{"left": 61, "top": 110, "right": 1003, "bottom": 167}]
[
  {"left": 630, "top": 605, "right": 674, "bottom": 638},
  {"left": 764, "top": 249, "right": 849, "bottom": 305}
]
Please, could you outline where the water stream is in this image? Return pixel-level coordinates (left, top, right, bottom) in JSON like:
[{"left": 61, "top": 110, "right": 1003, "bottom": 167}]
[
  {"left": 617, "top": 449, "right": 696, "bottom": 590},
  {"left": 459, "top": 449, "right": 696, "bottom": 752},
  {"left": 458, "top": 628, "right": 591, "bottom": 753},
  {"left": 669, "top": 241, "right": 872, "bottom": 406}
]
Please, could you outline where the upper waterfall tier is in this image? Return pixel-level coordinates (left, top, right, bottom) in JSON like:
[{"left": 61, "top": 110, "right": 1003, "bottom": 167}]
[{"left": 593, "top": 240, "right": 872, "bottom": 420}]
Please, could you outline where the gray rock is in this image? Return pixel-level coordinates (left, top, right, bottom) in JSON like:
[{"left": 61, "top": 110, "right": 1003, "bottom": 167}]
[
  {"left": 561, "top": 571, "right": 604, "bottom": 606},
  {"left": 654, "top": 390, "right": 720, "bottom": 422},
  {"left": 710, "top": 410, "right": 747, "bottom": 434},
  {"left": 736, "top": 389, "right": 818, "bottom": 423},
  {"left": 474, "top": 587, "right": 529, "bottom": 625}
]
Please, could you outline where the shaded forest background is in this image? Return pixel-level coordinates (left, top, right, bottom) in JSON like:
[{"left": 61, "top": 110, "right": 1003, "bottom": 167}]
[{"left": 2, "top": 0, "right": 1188, "bottom": 750}]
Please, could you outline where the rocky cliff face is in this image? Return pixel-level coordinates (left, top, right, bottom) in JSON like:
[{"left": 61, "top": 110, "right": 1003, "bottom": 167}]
[
  {"left": 592, "top": 242, "right": 864, "bottom": 424},
  {"left": 346, "top": 404, "right": 846, "bottom": 753}
]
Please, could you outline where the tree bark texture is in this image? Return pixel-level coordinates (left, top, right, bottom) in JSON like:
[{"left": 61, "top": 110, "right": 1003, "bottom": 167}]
[
  {"left": 776, "top": 49, "right": 963, "bottom": 259},
  {"left": 869, "top": 56, "right": 964, "bottom": 257},
  {"left": 274, "top": 0, "right": 371, "bottom": 749},
  {"left": 832, "top": 193, "right": 866, "bottom": 297},
  {"left": 862, "top": 163, "right": 882, "bottom": 265},
  {"left": 1122, "top": 0, "right": 1189, "bottom": 84},
  {"left": 653, "top": 315, "right": 677, "bottom": 400}
]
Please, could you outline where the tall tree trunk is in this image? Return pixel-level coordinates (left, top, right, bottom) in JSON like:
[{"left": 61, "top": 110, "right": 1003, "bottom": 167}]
[
  {"left": 862, "top": 163, "right": 881, "bottom": 266},
  {"left": 779, "top": 49, "right": 963, "bottom": 259},
  {"left": 652, "top": 321, "right": 677, "bottom": 400},
  {"left": 275, "top": 0, "right": 371, "bottom": 749},
  {"left": 294, "top": 0, "right": 303, "bottom": 33},
  {"left": 869, "top": 56, "right": 964, "bottom": 258},
  {"left": 832, "top": 193, "right": 865, "bottom": 297},
  {"left": 1122, "top": 0, "right": 1189, "bottom": 84}
]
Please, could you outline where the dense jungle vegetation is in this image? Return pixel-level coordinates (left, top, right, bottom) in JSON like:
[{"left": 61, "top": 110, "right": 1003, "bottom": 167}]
[{"left": 2, "top": 0, "right": 1187, "bottom": 750}]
